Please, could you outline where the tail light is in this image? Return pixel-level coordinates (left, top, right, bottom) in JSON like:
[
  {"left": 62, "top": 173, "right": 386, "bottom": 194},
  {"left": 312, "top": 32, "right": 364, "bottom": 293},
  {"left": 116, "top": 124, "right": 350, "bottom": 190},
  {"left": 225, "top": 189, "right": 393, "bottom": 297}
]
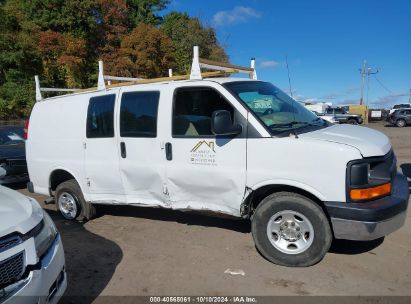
[{"left": 24, "top": 119, "right": 29, "bottom": 140}]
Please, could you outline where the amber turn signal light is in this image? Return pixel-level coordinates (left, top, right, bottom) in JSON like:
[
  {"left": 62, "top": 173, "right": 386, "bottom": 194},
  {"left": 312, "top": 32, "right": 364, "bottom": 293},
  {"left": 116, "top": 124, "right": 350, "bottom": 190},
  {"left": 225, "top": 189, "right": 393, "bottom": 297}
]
[{"left": 350, "top": 183, "right": 391, "bottom": 201}]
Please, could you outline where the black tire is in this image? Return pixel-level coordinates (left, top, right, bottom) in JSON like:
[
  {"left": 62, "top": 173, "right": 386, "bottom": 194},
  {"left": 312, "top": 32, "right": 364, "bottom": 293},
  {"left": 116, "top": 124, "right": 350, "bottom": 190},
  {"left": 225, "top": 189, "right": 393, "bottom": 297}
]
[
  {"left": 55, "top": 179, "right": 96, "bottom": 221},
  {"left": 347, "top": 118, "right": 358, "bottom": 125},
  {"left": 396, "top": 119, "right": 406, "bottom": 128},
  {"left": 251, "top": 192, "right": 332, "bottom": 267}
]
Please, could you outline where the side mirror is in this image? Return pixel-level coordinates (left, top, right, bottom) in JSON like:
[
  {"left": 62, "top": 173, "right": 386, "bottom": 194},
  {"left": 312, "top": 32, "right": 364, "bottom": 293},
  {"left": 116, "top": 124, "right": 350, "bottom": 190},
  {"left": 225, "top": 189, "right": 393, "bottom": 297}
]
[
  {"left": 0, "top": 167, "right": 6, "bottom": 178},
  {"left": 211, "top": 110, "right": 242, "bottom": 136}
]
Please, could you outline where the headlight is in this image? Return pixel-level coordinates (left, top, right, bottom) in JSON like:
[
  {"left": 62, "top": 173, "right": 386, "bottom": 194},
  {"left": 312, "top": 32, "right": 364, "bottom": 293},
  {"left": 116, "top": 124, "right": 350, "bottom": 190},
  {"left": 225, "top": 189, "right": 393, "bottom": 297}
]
[
  {"left": 347, "top": 151, "right": 396, "bottom": 202},
  {"left": 34, "top": 210, "right": 58, "bottom": 258}
]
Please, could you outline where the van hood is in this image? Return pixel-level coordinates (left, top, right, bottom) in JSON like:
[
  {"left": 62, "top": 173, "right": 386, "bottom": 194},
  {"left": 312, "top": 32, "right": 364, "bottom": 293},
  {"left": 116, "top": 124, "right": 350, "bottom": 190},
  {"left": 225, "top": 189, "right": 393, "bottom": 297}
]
[
  {"left": 0, "top": 186, "right": 43, "bottom": 237},
  {"left": 299, "top": 124, "right": 391, "bottom": 157}
]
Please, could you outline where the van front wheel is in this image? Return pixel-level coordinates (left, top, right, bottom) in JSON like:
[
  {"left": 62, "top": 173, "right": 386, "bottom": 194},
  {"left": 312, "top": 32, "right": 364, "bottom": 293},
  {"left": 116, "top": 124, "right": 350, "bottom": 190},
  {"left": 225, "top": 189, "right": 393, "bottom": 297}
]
[
  {"left": 55, "top": 179, "right": 95, "bottom": 221},
  {"left": 251, "top": 192, "right": 332, "bottom": 267}
]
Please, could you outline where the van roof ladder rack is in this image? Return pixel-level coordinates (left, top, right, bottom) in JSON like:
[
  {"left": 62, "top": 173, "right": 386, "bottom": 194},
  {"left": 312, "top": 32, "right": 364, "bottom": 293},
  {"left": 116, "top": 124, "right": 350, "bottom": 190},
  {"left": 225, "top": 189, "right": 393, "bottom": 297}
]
[
  {"left": 190, "top": 46, "right": 257, "bottom": 80},
  {"left": 35, "top": 76, "right": 81, "bottom": 101},
  {"left": 34, "top": 45, "right": 257, "bottom": 101}
]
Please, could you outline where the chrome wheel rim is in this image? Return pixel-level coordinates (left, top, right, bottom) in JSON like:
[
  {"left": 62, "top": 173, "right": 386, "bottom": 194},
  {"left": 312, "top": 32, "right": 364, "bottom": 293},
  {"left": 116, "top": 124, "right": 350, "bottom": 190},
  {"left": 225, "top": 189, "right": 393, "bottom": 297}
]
[
  {"left": 58, "top": 192, "right": 78, "bottom": 219},
  {"left": 266, "top": 210, "right": 314, "bottom": 254}
]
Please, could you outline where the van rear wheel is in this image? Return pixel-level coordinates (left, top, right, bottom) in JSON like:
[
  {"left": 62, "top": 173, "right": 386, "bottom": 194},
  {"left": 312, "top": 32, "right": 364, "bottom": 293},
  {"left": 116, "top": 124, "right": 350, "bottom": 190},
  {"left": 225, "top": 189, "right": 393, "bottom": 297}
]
[
  {"left": 55, "top": 179, "right": 95, "bottom": 221},
  {"left": 251, "top": 192, "right": 332, "bottom": 267}
]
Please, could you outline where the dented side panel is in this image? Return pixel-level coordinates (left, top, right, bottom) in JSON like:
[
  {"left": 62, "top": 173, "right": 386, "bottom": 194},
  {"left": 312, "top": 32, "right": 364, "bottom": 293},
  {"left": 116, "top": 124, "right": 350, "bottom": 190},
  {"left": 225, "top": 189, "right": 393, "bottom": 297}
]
[
  {"left": 117, "top": 86, "right": 167, "bottom": 207},
  {"left": 162, "top": 83, "right": 249, "bottom": 216},
  {"left": 166, "top": 138, "right": 247, "bottom": 216}
]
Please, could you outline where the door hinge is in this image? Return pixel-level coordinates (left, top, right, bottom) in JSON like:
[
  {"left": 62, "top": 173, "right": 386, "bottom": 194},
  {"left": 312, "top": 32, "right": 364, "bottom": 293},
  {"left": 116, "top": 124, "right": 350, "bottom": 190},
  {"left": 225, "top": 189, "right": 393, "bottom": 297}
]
[
  {"left": 83, "top": 142, "right": 87, "bottom": 149},
  {"left": 86, "top": 178, "right": 91, "bottom": 187}
]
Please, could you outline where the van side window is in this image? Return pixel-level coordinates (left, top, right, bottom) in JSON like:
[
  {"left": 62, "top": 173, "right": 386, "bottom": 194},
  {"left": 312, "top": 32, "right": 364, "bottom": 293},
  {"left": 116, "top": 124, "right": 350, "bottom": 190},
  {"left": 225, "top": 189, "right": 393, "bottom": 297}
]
[
  {"left": 86, "top": 94, "right": 116, "bottom": 138},
  {"left": 120, "top": 91, "right": 160, "bottom": 138},
  {"left": 172, "top": 87, "right": 234, "bottom": 137}
]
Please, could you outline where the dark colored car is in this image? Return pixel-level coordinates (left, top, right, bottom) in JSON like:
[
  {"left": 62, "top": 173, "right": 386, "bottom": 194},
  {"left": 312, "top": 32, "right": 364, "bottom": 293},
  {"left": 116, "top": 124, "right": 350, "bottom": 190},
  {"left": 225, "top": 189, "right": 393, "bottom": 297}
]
[
  {"left": 0, "top": 126, "right": 29, "bottom": 185},
  {"left": 389, "top": 109, "right": 411, "bottom": 127}
]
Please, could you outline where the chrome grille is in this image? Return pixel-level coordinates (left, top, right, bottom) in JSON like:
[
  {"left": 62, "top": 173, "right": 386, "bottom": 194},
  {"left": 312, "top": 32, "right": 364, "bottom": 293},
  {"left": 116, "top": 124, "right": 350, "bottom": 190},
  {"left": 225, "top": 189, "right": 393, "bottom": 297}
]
[
  {"left": 0, "top": 235, "right": 22, "bottom": 253},
  {"left": 0, "top": 252, "right": 25, "bottom": 288}
]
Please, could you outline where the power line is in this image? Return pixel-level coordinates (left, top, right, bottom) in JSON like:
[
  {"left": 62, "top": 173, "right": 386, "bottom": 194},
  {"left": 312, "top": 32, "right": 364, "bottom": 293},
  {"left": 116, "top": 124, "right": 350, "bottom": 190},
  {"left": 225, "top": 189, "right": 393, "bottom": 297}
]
[
  {"left": 359, "top": 60, "right": 378, "bottom": 105},
  {"left": 373, "top": 75, "right": 393, "bottom": 94}
]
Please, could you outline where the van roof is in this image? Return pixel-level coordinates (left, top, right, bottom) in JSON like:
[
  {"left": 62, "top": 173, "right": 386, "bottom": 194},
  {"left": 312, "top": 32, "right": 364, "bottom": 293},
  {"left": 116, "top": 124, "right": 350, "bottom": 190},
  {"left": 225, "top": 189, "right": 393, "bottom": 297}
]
[
  {"left": 204, "top": 77, "right": 255, "bottom": 84},
  {"left": 35, "top": 77, "right": 258, "bottom": 102}
]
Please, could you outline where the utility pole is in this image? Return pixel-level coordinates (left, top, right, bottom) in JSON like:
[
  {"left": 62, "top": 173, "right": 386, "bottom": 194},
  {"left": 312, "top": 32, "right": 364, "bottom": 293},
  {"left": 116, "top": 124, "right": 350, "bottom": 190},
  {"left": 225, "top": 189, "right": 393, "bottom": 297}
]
[{"left": 359, "top": 60, "right": 379, "bottom": 105}]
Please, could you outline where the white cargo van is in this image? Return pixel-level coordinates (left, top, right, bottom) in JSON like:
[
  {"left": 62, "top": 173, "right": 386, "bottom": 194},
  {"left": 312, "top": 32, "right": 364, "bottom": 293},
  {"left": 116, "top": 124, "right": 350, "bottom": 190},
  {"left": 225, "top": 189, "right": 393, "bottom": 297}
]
[{"left": 26, "top": 47, "right": 409, "bottom": 266}]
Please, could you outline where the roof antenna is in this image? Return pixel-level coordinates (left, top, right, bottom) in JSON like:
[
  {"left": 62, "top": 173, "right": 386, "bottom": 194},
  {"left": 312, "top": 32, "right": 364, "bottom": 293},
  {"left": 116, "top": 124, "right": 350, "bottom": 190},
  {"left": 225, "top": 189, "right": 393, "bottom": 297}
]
[
  {"left": 285, "top": 54, "right": 293, "bottom": 97},
  {"left": 35, "top": 75, "right": 42, "bottom": 101},
  {"left": 285, "top": 54, "right": 298, "bottom": 138},
  {"left": 98, "top": 60, "right": 106, "bottom": 90},
  {"left": 190, "top": 46, "right": 202, "bottom": 80}
]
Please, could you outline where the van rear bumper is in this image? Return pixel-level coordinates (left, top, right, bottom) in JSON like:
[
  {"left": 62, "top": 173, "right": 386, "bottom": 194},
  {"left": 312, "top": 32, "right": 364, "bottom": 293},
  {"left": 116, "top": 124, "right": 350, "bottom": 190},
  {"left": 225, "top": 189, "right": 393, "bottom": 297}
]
[{"left": 324, "top": 173, "right": 409, "bottom": 241}]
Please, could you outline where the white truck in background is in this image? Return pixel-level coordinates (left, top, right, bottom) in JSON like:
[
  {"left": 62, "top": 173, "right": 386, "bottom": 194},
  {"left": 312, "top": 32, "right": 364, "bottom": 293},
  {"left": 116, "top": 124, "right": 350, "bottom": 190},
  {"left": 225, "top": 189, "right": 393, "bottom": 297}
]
[{"left": 305, "top": 102, "right": 331, "bottom": 114}]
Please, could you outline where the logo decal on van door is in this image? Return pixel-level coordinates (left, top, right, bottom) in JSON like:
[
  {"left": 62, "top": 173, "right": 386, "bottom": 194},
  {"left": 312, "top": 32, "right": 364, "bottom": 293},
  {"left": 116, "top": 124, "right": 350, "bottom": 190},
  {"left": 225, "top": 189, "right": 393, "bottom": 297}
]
[{"left": 190, "top": 141, "right": 216, "bottom": 166}]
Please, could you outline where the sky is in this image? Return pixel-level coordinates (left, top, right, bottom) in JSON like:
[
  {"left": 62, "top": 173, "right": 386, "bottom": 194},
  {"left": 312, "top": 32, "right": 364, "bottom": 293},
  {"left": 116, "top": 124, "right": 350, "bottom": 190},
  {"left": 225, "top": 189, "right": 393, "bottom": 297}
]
[{"left": 164, "top": 0, "right": 411, "bottom": 108}]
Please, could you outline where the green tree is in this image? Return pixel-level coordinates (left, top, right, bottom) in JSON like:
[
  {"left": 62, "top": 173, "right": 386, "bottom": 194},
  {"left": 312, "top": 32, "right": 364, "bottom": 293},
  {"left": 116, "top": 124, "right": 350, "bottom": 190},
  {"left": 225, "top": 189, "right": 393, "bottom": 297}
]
[
  {"left": 0, "top": 2, "right": 41, "bottom": 118},
  {"left": 0, "top": 0, "right": 228, "bottom": 119},
  {"left": 37, "top": 31, "right": 87, "bottom": 88},
  {"left": 161, "top": 11, "right": 228, "bottom": 74},
  {"left": 126, "top": 0, "right": 169, "bottom": 26},
  {"left": 113, "top": 23, "right": 176, "bottom": 78}
]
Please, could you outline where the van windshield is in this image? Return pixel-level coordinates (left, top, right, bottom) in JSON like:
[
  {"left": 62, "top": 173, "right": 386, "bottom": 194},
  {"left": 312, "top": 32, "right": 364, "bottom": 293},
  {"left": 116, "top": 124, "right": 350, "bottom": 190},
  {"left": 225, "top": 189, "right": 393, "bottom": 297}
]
[{"left": 224, "top": 81, "right": 328, "bottom": 135}]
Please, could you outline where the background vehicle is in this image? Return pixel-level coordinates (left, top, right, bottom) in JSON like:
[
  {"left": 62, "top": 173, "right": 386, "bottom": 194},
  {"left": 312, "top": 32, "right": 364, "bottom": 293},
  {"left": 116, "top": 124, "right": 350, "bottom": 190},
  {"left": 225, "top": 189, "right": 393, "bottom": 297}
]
[
  {"left": 0, "top": 167, "right": 66, "bottom": 303},
  {"left": 311, "top": 111, "right": 337, "bottom": 124},
  {"left": 0, "top": 126, "right": 29, "bottom": 185},
  {"left": 26, "top": 47, "right": 409, "bottom": 267},
  {"left": 324, "top": 107, "right": 363, "bottom": 124},
  {"left": 305, "top": 103, "right": 330, "bottom": 114},
  {"left": 389, "top": 103, "right": 411, "bottom": 115},
  {"left": 389, "top": 109, "right": 411, "bottom": 127}
]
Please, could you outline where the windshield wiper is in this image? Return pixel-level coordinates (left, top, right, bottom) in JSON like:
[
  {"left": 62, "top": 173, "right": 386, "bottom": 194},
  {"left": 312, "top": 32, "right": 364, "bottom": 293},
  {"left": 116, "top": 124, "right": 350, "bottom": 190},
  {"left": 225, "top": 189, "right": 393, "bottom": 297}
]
[
  {"left": 269, "top": 121, "right": 322, "bottom": 128},
  {"left": 268, "top": 121, "right": 301, "bottom": 128},
  {"left": 269, "top": 120, "right": 325, "bottom": 138}
]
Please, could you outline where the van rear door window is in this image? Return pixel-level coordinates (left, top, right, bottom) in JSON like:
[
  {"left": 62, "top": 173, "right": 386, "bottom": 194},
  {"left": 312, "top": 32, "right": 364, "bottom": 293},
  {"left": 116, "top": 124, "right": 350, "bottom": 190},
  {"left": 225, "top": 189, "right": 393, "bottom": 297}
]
[
  {"left": 86, "top": 94, "right": 116, "bottom": 138},
  {"left": 120, "top": 91, "right": 160, "bottom": 138}
]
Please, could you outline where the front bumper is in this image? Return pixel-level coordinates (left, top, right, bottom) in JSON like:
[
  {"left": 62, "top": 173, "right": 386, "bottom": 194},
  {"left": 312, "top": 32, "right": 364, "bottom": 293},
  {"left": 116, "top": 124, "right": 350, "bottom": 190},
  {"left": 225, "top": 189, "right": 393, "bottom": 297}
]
[
  {"left": 325, "top": 173, "right": 409, "bottom": 241},
  {"left": 2, "top": 234, "right": 67, "bottom": 304}
]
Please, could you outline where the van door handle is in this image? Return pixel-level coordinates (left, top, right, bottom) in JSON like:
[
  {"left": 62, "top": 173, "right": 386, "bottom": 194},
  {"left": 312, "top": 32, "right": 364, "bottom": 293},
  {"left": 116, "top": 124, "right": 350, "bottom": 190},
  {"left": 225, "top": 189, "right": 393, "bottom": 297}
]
[
  {"left": 120, "top": 142, "right": 126, "bottom": 158},
  {"left": 165, "top": 142, "right": 172, "bottom": 161}
]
